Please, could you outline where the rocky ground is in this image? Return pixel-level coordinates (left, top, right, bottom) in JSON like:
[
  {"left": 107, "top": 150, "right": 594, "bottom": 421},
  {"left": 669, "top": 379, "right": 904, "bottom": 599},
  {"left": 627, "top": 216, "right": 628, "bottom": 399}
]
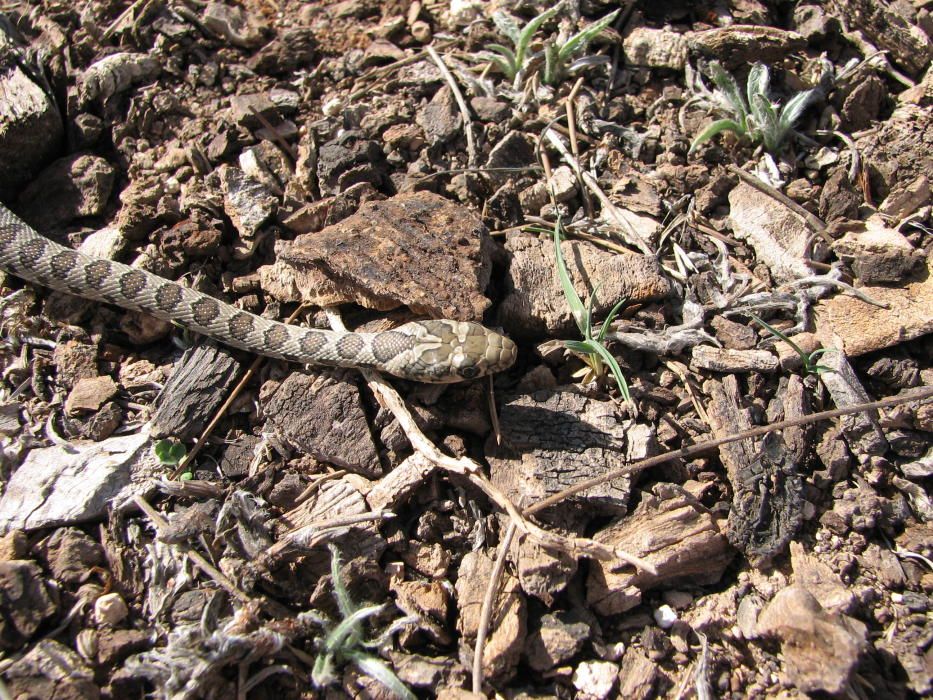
[{"left": 0, "top": 0, "right": 930, "bottom": 698}]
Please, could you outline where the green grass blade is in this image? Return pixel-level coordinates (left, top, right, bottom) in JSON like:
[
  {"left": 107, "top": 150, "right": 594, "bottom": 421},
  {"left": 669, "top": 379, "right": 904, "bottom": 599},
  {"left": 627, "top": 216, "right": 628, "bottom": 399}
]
[
  {"left": 589, "top": 341, "right": 631, "bottom": 402},
  {"left": 516, "top": 6, "right": 559, "bottom": 67},
  {"left": 596, "top": 296, "right": 628, "bottom": 342},
  {"left": 564, "top": 339, "right": 594, "bottom": 354},
  {"left": 557, "top": 8, "right": 620, "bottom": 64},
  {"left": 553, "top": 225, "right": 587, "bottom": 335},
  {"left": 689, "top": 118, "right": 745, "bottom": 152}
]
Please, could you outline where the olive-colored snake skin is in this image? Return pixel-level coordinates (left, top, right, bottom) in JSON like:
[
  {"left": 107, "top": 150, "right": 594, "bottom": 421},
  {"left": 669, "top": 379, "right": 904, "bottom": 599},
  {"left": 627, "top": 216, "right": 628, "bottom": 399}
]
[{"left": 0, "top": 204, "right": 516, "bottom": 382}]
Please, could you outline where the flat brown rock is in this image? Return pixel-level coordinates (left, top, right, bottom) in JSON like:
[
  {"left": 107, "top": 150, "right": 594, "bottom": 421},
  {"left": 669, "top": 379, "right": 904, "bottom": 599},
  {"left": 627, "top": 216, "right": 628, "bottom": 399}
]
[
  {"left": 497, "top": 233, "right": 671, "bottom": 338},
  {"left": 261, "top": 191, "right": 493, "bottom": 321},
  {"left": 815, "top": 260, "right": 933, "bottom": 356}
]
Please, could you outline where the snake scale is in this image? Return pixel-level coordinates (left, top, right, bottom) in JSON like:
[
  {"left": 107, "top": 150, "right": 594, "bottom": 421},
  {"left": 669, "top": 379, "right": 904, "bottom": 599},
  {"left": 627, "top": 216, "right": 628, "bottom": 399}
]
[{"left": 0, "top": 203, "right": 516, "bottom": 382}]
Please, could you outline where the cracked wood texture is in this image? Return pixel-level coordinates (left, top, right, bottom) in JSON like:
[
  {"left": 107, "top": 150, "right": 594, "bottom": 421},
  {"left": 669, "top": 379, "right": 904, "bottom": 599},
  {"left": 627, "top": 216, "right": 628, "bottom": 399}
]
[
  {"left": 488, "top": 389, "right": 644, "bottom": 520},
  {"left": 151, "top": 344, "right": 241, "bottom": 441},
  {"left": 705, "top": 375, "right": 806, "bottom": 567}
]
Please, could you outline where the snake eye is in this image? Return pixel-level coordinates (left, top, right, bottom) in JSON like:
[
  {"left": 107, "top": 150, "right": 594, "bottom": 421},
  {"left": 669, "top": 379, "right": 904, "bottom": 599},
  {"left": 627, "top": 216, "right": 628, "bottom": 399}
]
[{"left": 458, "top": 366, "right": 480, "bottom": 379}]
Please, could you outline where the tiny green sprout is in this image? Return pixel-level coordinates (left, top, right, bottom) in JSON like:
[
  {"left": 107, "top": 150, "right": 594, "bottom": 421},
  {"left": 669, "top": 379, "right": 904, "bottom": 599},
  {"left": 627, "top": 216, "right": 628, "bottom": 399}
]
[
  {"left": 690, "top": 61, "right": 816, "bottom": 155},
  {"left": 482, "top": 7, "right": 560, "bottom": 86},
  {"left": 749, "top": 314, "right": 834, "bottom": 376},
  {"left": 542, "top": 9, "right": 620, "bottom": 85},
  {"left": 153, "top": 439, "right": 186, "bottom": 466},
  {"left": 311, "top": 545, "right": 415, "bottom": 700},
  {"left": 551, "top": 223, "right": 632, "bottom": 403}
]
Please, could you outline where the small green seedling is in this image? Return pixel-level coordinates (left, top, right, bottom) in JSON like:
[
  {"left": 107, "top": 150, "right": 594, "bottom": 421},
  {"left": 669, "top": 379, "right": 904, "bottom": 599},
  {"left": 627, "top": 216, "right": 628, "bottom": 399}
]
[
  {"left": 552, "top": 224, "right": 632, "bottom": 403},
  {"left": 750, "top": 314, "right": 834, "bottom": 376},
  {"left": 311, "top": 545, "right": 415, "bottom": 700},
  {"left": 690, "top": 62, "right": 815, "bottom": 154},
  {"left": 542, "top": 9, "right": 619, "bottom": 85},
  {"left": 483, "top": 7, "right": 560, "bottom": 85},
  {"left": 153, "top": 439, "right": 191, "bottom": 480}
]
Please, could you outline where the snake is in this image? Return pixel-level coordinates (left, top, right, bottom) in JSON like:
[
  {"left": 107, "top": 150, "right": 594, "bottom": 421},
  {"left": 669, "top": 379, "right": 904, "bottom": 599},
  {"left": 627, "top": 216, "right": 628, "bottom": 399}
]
[{"left": 0, "top": 203, "right": 516, "bottom": 383}]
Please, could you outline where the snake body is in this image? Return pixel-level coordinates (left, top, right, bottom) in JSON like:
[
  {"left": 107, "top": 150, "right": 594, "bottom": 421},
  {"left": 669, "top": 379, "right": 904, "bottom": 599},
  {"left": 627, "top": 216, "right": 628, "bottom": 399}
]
[{"left": 0, "top": 204, "right": 516, "bottom": 383}]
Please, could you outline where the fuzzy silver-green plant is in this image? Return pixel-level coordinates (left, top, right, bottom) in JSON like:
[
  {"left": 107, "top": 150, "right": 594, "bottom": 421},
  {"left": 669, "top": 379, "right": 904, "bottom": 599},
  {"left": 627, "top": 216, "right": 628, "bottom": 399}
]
[
  {"left": 542, "top": 9, "right": 620, "bottom": 85},
  {"left": 482, "top": 7, "right": 560, "bottom": 85},
  {"left": 690, "top": 62, "right": 816, "bottom": 154},
  {"left": 311, "top": 545, "right": 416, "bottom": 700}
]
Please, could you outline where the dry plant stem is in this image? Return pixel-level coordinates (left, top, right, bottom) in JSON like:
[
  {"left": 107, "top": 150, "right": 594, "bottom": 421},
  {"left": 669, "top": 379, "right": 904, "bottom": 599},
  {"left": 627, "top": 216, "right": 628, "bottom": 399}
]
[
  {"left": 526, "top": 386, "right": 933, "bottom": 515},
  {"left": 294, "top": 469, "right": 348, "bottom": 506},
  {"left": 321, "top": 312, "right": 648, "bottom": 566},
  {"left": 727, "top": 164, "right": 829, "bottom": 238},
  {"left": 248, "top": 105, "right": 298, "bottom": 162},
  {"left": 172, "top": 303, "right": 309, "bottom": 479},
  {"left": 133, "top": 494, "right": 292, "bottom": 618},
  {"left": 565, "top": 77, "right": 596, "bottom": 220},
  {"left": 472, "top": 521, "right": 517, "bottom": 695},
  {"left": 259, "top": 512, "right": 396, "bottom": 569},
  {"left": 348, "top": 39, "right": 457, "bottom": 100},
  {"left": 545, "top": 128, "right": 655, "bottom": 254},
  {"left": 426, "top": 45, "right": 477, "bottom": 168}
]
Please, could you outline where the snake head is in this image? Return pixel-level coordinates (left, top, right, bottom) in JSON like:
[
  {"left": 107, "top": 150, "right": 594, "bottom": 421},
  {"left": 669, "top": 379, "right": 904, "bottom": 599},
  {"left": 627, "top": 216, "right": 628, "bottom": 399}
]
[{"left": 390, "top": 320, "right": 517, "bottom": 383}]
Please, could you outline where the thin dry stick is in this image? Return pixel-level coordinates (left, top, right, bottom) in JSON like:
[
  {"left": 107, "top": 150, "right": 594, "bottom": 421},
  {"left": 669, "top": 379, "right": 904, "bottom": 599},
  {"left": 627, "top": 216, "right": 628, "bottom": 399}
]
[
  {"left": 727, "top": 164, "right": 828, "bottom": 236},
  {"left": 565, "top": 77, "right": 596, "bottom": 220},
  {"left": 426, "top": 45, "right": 477, "bottom": 168},
  {"left": 321, "top": 310, "right": 650, "bottom": 567},
  {"left": 472, "top": 521, "right": 517, "bottom": 694},
  {"left": 133, "top": 494, "right": 292, "bottom": 618},
  {"left": 525, "top": 386, "right": 933, "bottom": 516},
  {"left": 172, "top": 303, "right": 310, "bottom": 478}
]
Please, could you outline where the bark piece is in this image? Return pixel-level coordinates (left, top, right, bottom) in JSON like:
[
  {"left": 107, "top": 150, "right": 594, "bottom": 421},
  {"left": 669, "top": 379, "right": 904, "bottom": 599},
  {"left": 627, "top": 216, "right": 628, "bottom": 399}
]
[
  {"left": 37, "top": 528, "right": 105, "bottom": 585},
  {"left": 497, "top": 233, "right": 671, "bottom": 338},
  {"left": 262, "top": 192, "right": 493, "bottom": 321},
  {"left": 3, "top": 640, "right": 98, "bottom": 700},
  {"left": 817, "top": 351, "right": 888, "bottom": 456},
  {"left": 832, "top": 217, "right": 923, "bottom": 283},
  {"left": 0, "top": 32, "right": 64, "bottom": 193},
  {"left": 65, "top": 376, "right": 119, "bottom": 415},
  {"left": 456, "top": 550, "right": 526, "bottom": 681},
  {"left": 526, "top": 611, "right": 591, "bottom": 672},
  {"left": 0, "top": 430, "right": 153, "bottom": 532},
  {"left": 728, "top": 181, "right": 816, "bottom": 283},
  {"left": 488, "top": 389, "right": 643, "bottom": 518},
  {"left": 687, "top": 25, "right": 806, "bottom": 67},
  {"left": 617, "top": 647, "right": 658, "bottom": 700},
  {"left": 512, "top": 536, "right": 578, "bottom": 606},
  {"left": 264, "top": 370, "right": 381, "bottom": 477},
  {"left": 690, "top": 346, "right": 778, "bottom": 373},
  {"left": 860, "top": 104, "right": 932, "bottom": 196},
  {"left": 0, "top": 561, "right": 58, "bottom": 650},
  {"left": 586, "top": 484, "right": 733, "bottom": 615},
  {"left": 815, "top": 259, "right": 933, "bottom": 356},
  {"left": 150, "top": 344, "right": 241, "bottom": 441},
  {"left": 705, "top": 376, "right": 804, "bottom": 566},
  {"left": 829, "top": 0, "right": 932, "bottom": 77},
  {"left": 755, "top": 585, "right": 867, "bottom": 695},
  {"left": 623, "top": 27, "right": 688, "bottom": 70}
]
